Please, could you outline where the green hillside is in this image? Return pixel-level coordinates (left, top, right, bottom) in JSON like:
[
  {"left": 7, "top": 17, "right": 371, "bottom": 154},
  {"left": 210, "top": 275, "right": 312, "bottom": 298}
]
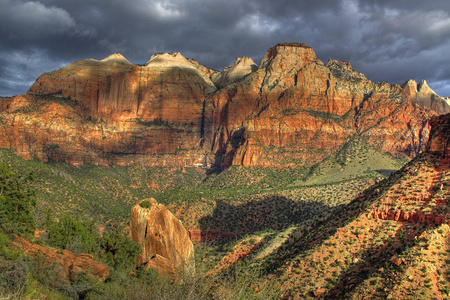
[{"left": 300, "top": 137, "right": 408, "bottom": 186}]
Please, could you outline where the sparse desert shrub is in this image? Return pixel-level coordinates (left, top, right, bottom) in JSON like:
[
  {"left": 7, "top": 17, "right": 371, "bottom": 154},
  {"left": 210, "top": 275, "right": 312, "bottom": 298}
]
[
  {"left": 140, "top": 200, "right": 151, "bottom": 208},
  {"left": 0, "top": 259, "right": 29, "bottom": 299},
  {"left": 31, "top": 250, "right": 68, "bottom": 291}
]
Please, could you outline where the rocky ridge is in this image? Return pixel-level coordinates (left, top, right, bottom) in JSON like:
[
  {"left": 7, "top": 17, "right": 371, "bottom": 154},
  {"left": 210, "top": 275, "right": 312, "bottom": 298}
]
[
  {"left": 0, "top": 43, "right": 449, "bottom": 167},
  {"left": 262, "top": 113, "right": 450, "bottom": 299}
]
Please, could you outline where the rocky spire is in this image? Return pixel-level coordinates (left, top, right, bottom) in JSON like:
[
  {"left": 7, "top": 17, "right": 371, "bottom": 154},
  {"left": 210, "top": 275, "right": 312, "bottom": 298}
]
[{"left": 131, "top": 198, "right": 195, "bottom": 280}]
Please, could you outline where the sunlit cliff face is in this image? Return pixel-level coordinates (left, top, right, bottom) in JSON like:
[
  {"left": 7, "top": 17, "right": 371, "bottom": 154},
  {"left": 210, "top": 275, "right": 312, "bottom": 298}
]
[
  {"left": 0, "top": 43, "right": 448, "bottom": 167},
  {"left": 131, "top": 198, "right": 195, "bottom": 279}
]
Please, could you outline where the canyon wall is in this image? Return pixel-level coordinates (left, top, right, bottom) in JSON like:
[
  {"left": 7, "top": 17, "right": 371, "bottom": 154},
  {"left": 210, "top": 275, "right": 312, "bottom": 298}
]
[
  {"left": 427, "top": 113, "right": 450, "bottom": 156},
  {"left": 0, "top": 43, "right": 448, "bottom": 167}
]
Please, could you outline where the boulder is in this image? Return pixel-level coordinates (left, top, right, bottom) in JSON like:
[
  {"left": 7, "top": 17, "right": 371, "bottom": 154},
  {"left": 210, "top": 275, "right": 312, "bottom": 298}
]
[{"left": 130, "top": 198, "right": 195, "bottom": 280}]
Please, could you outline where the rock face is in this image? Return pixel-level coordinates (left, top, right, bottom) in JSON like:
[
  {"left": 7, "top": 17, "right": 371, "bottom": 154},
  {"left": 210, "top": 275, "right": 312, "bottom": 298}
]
[
  {"left": 130, "top": 198, "right": 195, "bottom": 279},
  {"left": 10, "top": 236, "right": 109, "bottom": 282},
  {"left": 202, "top": 44, "right": 440, "bottom": 168},
  {"left": 427, "top": 113, "right": 450, "bottom": 156},
  {"left": 369, "top": 209, "right": 447, "bottom": 225},
  {"left": 0, "top": 43, "right": 449, "bottom": 167}
]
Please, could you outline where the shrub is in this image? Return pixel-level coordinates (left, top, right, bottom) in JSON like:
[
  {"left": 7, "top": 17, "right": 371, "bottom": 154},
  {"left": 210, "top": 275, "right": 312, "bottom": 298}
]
[
  {"left": 140, "top": 200, "right": 151, "bottom": 208},
  {"left": 0, "top": 163, "right": 36, "bottom": 236},
  {"left": 100, "top": 226, "right": 140, "bottom": 270},
  {"left": 31, "top": 250, "right": 68, "bottom": 290},
  {"left": 0, "top": 259, "right": 29, "bottom": 298},
  {"left": 47, "top": 214, "right": 100, "bottom": 254}
]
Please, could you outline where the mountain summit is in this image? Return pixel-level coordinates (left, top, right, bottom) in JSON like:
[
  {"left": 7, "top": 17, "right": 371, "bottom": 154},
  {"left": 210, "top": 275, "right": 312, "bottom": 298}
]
[{"left": 0, "top": 43, "right": 448, "bottom": 167}]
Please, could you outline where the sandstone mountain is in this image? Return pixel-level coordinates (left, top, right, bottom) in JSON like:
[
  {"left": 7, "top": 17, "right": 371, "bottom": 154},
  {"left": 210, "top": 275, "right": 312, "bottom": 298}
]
[
  {"left": 0, "top": 43, "right": 448, "bottom": 167},
  {"left": 131, "top": 198, "right": 195, "bottom": 280}
]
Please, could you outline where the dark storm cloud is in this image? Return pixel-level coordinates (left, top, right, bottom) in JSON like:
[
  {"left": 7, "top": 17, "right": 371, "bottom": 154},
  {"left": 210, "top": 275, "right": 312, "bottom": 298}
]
[{"left": 1, "top": 0, "right": 450, "bottom": 97}]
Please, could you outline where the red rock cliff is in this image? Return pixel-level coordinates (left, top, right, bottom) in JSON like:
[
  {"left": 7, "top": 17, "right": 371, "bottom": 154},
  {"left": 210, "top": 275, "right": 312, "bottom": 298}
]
[
  {"left": 0, "top": 43, "right": 448, "bottom": 167},
  {"left": 202, "top": 43, "right": 442, "bottom": 168},
  {"left": 426, "top": 113, "right": 450, "bottom": 156}
]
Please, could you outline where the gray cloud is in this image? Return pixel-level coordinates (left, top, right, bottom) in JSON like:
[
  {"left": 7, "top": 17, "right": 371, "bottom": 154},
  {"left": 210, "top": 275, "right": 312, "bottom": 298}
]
[{"left": 1, "top": 0, "right": 450, "bottom": 97}]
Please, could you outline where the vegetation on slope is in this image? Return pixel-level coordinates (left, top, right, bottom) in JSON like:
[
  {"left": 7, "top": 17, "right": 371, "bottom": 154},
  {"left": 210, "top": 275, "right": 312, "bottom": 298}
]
[
  {"left": 3, "top": 140, "right": 447, "bottom": 299},
  {"left": 302, "top": 137, "right": 408, "bottom": 186},
  {"left": 0, "top": 163, "right": 36, "bottom": 236}
]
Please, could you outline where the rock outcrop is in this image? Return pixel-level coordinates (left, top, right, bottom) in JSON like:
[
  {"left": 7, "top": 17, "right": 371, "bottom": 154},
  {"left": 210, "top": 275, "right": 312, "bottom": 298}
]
[
  {"left": 130, "top": 198, "right": 195, "bottom": 280},
  {"left": 10, "top": 236, "right": 109, "bottom": 282},
  {"left": 427, "top": 113, "right": 450, "bottom": 156},
  {"left": 369, "top": 209, "right": 447, "bottom": 225},
  {"left": 0, "top": 43, "right": 449, "bottom": 167}
]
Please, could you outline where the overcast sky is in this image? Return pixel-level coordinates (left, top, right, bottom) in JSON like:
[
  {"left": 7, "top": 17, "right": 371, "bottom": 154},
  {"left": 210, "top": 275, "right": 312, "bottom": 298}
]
[{"left": 1, "top": 0, "right": 450, "bottom": 97}]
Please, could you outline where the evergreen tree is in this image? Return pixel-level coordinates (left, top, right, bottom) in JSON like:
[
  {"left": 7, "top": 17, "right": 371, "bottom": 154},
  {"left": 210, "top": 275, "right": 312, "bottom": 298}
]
[{"left": 0, "top": 163, "right": 36, "bottom": 236}]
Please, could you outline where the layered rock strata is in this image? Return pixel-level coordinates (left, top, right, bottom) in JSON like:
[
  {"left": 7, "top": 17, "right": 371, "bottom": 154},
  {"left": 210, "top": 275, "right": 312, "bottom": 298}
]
[
  {"left": 130, "top": 198, "right": 195, "bottom": 279},
  {"left": 0, "top": 43, "right": 448, "bottom": 167}
]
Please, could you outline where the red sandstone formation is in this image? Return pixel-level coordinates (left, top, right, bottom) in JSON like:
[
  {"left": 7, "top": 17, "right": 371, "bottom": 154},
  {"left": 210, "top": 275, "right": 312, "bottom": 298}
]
[
  {"left": 203, "top": 44, "right": 443, "bottom": 168},
  {"left": 427, "top": 113, "right": 450, "bottom": 156},
  {"left": 10, "top": 236, "right": 109, "bottom": 282},
  {"left": 0, "top": 43, "right": 448, "bottom": 167},
  {"left": 130, "top": 198, "right": 195, "bottom": 279},
  {"left": 369, "top": 209, "right": 447, "bottom": 225}
]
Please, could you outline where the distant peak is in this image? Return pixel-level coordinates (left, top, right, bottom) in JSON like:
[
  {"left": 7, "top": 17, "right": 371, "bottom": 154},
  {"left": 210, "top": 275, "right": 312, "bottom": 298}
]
[
  {"left": 228, "top": 56, "right": 257, "bottom": 69},
  {"left": 418, "top": 80, "right": 437, "bottom": 95},
  {"left": 275, "top": 42, "right": 311, "bottom": 49},
  {"left": 405, "top": 79, "right": 417, "bottom": 85},
  {"left": 213, "top": 56, "right": 257, "bottom": 88},
  {"left": 326, "top": 59, "right": 354, "bottom": 71},
  {"left": 145, "top": 52, "right": 192, "bottom": 68},
  {"left": 418, "top": 80, "right": 429, "bottom": 90},
  {"left": 259, "top": 42, "right": 318, "bottom": 69},
  {"left": 101, "top": 53, "right": 131, "bottom": 64}
]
